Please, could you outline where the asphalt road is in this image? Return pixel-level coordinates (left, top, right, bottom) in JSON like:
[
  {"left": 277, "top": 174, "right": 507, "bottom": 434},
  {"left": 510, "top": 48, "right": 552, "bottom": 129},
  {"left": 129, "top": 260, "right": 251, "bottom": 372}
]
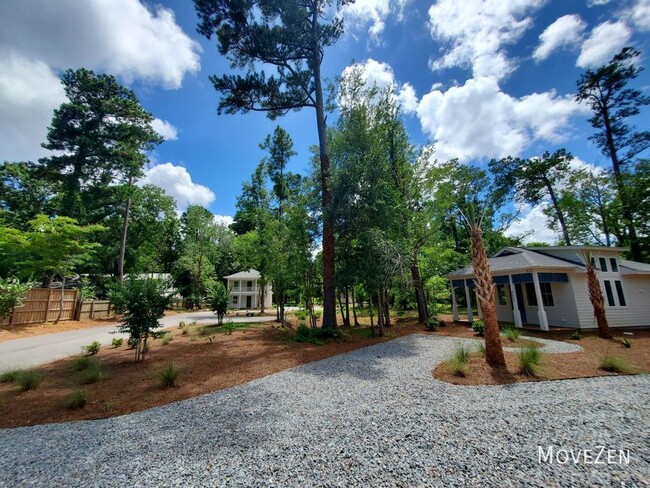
[{"left": 0, "top": 311, "right": 272, "bottom": 372}]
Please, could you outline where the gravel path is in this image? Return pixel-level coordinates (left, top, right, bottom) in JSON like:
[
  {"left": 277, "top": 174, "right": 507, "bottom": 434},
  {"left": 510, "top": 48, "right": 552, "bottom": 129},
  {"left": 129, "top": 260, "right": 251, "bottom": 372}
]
[{"left": 0, "top": 334, "right": 648, "bottom": 487}]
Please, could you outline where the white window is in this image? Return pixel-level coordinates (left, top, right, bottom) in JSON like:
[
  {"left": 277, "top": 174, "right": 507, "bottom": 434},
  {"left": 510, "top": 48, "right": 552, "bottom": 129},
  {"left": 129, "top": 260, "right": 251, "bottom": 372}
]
[
  {"left": 496, "top": 285, "right": 507, "bottom": 305},
  {"left": 232, "top": 280, "right": 239, "bottom": 290},
  {"left": 232, "top": 295, "right": 239, "bottom": 305}
]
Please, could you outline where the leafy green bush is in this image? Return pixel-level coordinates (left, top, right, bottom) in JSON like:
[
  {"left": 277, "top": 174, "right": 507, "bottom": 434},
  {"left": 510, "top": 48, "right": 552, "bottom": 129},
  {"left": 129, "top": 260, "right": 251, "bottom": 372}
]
[
  {"left": 295, "top": 309, "right": 308, "bottom": 321},
  {"left": 157, "top": 362, "right": 180, "bottom": 388},
  {"left": 471, "top": 320, "right": 485, "bottom": 336},
  {"left": 111, "top": 337, "right": 123, "bottom": 348},
  {"left": 425, "top": 317, "right": 438, "bottom": 331},
  {"left": 569, "top": 330, "right": 581, "bottom": 340},
  {"left": 224, "top": 321, "right": 236, "bottom": 335},
  {"left": 64, "top": 389, "right": 87, "bottom": 409},
  {"left": 502, "top": 326, "right": 520, "bottom": 342},
  {"left": 127, "top": 336, "right": 138, "bottom": 349},
  {"left": 295, "top": 324, "right": 311, "bottom": 341},
  {"left": 209, "top": 282, "right": 230, "bottom": 325},
  {"left": 600, "top": 355, "right": 635, "bottom": 373},
  {"left": 0, "top": 277, "right": 34, "bottom": 321},
  {"left": 160, "top": 334, "right": 173, "bottom": 345},
  {"left": 178, "top": 321, "right": 186, "bottom": 329},
  {"left": 313, "top": 310, "right": 322, "bottom": 319},
  {"left": 0, "top": 370, "right": 20, "bottom": 383},
  {"left": 292, "top": 324, "right": 341, "bottom": 345},
  {"left": 519, "top": 346, "right": 541, "bottom": 377},
  {"left": 83, "top": 341, "right": 101, "bottom": 355},
  {"left": 15, "top": 370, "right": 42, "bottom": 391},
  {"left": 621, "top": 338, "right": 631, "bottom": 348}
]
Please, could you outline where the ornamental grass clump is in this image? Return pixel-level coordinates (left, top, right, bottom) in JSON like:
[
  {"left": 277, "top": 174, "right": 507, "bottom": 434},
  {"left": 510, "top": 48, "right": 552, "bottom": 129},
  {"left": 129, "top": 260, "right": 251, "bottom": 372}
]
[
  {"left": 15, "top": 370, "right": 42, "bottom": 391},
  {"left": 446, "top": 346, "right": 471, "bottom": 377},
  {"left": 519, "top": 346, "right": 541, "bottom": 377},
  {"left": 502, "top": 326, "right": 520, "bottom": 342},
  {"left": 158, "top": 362, "right": 180, "bottom": 388},
  {"left": 64, "top": 389, "right": 87, "bottom": 409},
  {"left": 599, "top": 355, "right": 635, "bottom": 374}
]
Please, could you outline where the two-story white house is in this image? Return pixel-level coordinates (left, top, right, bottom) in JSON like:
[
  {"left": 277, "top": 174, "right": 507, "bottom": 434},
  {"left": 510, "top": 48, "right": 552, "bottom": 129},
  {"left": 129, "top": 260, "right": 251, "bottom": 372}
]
[
  {"left": 224, "top": 269, "right": 273, "bottom": 310},
  {"left": 445, "top": 246, "right": 650, "bottom": 330}
]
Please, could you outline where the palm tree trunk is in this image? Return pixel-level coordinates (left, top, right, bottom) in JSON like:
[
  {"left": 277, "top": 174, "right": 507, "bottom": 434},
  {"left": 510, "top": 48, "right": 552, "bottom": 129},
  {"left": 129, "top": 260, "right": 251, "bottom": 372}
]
[
  {"left": 470, "top": 223, "right": 506, "bottom": 367},
  {"left": 585, "top": 257, "right": 611, "bottom": 339}
]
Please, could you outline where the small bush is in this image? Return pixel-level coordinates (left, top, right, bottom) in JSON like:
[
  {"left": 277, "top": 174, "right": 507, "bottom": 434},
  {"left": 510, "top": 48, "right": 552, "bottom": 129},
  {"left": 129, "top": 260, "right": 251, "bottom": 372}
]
[
  {"left": 519, "top": 346, "right": 541, "bottom": 377},
  {"left": 111, "top": 337, "right": 123, "bottom": 348},
  {"left": 197, "top": 326, "right": 211, "bottom": 336},
  {"left": 178, "top": 321, "right": 186, "bottom": 329},
  {"left": 83, "top": 341, "right": 101, "bottom": 355},
  {"left": 295, "top": 309, "right": 308, "bottom": 321},
  {"left": 160, "top": 334, "right": 173, "bottom": 345},
  {"left": 15, "top": 370, "right": 42, "bottom": 391},
  {"left": 600, "top": 355, "right": 635, "bottom": 374},
  {"left": 224, "top": 321, "right": 237, "bottom": 335},
  {"left": 471, "top": 320, "right": 485, "bottom": 336},
  {"left": 292, "top": 324, "right": 340, "bottom": 345},
  {"left": 621, "top": 338, "right": 631, "bottom": 348},
  {"left": 425, "top": 317, "right": 438, "bottom": 331},
  {"left": 78, "top": 362, "right": 105, "bottom": 385},
  {"left": 452, "top": 346, "right": 471, "bottom": 364},
  {"left": 127, "top": 336, "right": 138, "bottom": 349},
  {"left": 502, "top": 326, "right": 520, "bottom": 342},
  {"left": 64, "top": 389, "right": 87, "bottom": 409},
  {"left": 157, "top": 362, "right": 180, "bottom": 388},
  {"left": 312, "top": 310, "right": 322, "bottom": 319},
  {"left": 72, "top": 355, "right": 100, "bottom": 371},
  {"left": 295, "top": 324, "right": 311, "bottom": 342},
  {"left": 0, "top": 370, "right": 20, "bottom": 383},
  {"left": 569, "top": 330, "right": 581, "bottom": 340},
  {"left": 446, "top": 357, "right": 469, "bottom": 377}
]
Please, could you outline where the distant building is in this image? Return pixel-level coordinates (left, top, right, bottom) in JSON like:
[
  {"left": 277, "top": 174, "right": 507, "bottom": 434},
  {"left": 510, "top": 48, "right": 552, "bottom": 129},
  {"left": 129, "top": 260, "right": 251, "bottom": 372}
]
[
  {"left": 445, "top": 246, "right": 650, "bottom": 330},
  {"left": 224, "top": 269, "right": 273, "bottom": 310}
]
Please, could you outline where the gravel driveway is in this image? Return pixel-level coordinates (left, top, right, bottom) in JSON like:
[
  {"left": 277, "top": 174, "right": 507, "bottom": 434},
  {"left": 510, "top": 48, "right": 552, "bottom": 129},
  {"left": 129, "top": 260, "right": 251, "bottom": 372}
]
[{"left": 0, "top": 334, "right": 648, "bottom": 487}]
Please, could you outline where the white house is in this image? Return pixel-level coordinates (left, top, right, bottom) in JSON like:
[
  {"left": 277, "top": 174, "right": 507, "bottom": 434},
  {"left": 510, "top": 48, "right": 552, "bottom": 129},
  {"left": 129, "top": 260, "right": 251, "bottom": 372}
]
[
  {"left": 224, "top": 269, "right": 273, "bottom": 310},
  {"left": 445, "top": 246, "right": 650, "bottom": 331}
]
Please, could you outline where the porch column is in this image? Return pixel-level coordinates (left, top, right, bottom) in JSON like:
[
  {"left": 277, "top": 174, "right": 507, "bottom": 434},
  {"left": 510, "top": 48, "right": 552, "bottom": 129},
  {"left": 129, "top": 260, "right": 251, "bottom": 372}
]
[
  {"left": 451, "top": 283, "right": 459, "bottom": 321},
  {"left": 532, "top": 272, "right": 549, "bottom": 331},
  {"left": 464, "top": 280, "right": 473, "bottom": 323},
  {"left": 508, "top": 275, "right": 523, "bottom": 328}
]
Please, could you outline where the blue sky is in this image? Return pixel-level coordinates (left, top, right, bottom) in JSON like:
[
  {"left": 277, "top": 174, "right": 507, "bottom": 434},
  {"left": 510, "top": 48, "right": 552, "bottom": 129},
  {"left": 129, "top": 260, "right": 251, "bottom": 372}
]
[{"left": 0, "top": 0, "right": 648, "bottom": 242}]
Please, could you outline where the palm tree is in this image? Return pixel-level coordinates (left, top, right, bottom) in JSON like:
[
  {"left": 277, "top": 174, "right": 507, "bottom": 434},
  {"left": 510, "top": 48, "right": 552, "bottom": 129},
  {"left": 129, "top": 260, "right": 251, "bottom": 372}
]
[{"left": 582, "top": 252, "right": 611, "bottom": 339}]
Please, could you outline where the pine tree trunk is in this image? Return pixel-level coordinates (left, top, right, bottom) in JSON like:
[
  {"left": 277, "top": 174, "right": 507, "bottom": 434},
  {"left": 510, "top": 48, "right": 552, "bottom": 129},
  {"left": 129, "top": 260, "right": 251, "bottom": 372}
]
[
  {"left": 56, "top": 276, "right": 65, "bottom": 323},
  {"left": 117, "top": 193, "right": 132, "bottom": 281},
  {"left": 470, "top": 223, "right": 506, "bottom": 367},
  {"left": 376, "top": 290, "right": 384, "bottom": 337},
  {"left": 344, "top": 287, "right": 350, "bottom": 327},
  {"left": 383, "top": 290, "right": 391, "bottom": 327},
  {"left": 585, "top": 264, "right": 611, "bottom": 339},
  {"left": 351, "top": 286, "right": 359, "bottom": 326},
  {"left": 411, "top": 262, "right": 429, "bottom": 324}
]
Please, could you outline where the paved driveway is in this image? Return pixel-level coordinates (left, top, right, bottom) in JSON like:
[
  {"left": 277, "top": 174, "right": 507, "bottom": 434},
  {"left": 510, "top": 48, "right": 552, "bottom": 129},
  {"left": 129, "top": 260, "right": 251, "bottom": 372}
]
[
  {"left": 0, "top": 311, "right": 272, "bottom": 372},
  {"left": 0, "top": 334, "right": 647, "bottom": 487}
]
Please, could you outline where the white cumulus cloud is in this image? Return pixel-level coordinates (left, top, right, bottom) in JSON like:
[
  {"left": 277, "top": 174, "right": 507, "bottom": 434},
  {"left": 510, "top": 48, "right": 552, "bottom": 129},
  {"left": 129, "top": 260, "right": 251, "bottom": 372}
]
[
  {"left": 533, "top": 15, "right": 586, "bottom": 61},
  {"left": 504, "top": 204, "right": 559, "bottom": 244},
  {"left": 577, "top": 21, "right": 632, "bottom": 68},
  {"left": 342, "top": 0, "right": 410, "bottom": 41},
  {"left": 416, "top": 77, "right": 587, "bottom": 163},
  {"left": 620, "top": 0, "right": 650, "bottom": 31},
  {"left": 142, "top": 163, "right": 215, "bottom": 211},
  {"left": 0, "top": 0, "right": 200, "bottom": 162},
  {"left": 213, "top": 214, "right": 234, "bottom": 227},
  {"left": 340, "top": 59, "right": 418, "bottom": 114},
  {"left": 151, "top": 118, "right": 178, "bottom": 141},
  {"left": 427, "top": 0, "right": 547, "bottom": 80}
]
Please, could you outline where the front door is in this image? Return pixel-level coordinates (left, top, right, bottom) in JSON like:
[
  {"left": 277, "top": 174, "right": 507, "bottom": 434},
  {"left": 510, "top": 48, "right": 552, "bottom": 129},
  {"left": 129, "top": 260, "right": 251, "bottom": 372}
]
[
  {"left": 246, "top": 295, "right": 252, "bottom": 309},
  {"left": 515, "top": 283, "right": 527, "bottom": 323}
]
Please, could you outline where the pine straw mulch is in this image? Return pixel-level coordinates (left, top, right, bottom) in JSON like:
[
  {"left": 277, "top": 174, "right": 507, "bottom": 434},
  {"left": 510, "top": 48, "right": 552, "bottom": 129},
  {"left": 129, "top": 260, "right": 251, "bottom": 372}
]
[
  {"left": 0, "top": 318, "right": 422, "bottom": 428},
  {"left": 433, "top": 320, "right": 650, "bottom": 385}
]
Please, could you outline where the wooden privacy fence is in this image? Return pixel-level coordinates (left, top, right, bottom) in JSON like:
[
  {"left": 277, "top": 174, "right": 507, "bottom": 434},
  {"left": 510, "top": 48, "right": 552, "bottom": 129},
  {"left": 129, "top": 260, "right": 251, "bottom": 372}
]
[
  {"left": 76, "top": 300, "right": 114, "bottom": 320},
  {"left": 0, "top": 288, "right": 78, "bottom": 326}
]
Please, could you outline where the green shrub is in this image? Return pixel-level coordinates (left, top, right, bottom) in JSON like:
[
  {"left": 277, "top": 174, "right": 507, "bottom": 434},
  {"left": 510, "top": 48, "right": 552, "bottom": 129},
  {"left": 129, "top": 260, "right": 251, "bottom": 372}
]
[
  {"left": 502, "top": 326, "right": 520, "bottom": 342},
  {"left": 519, "top": 346, "right": 541, "bottom": 377},
  {"left": 0, "top": 370, "right": 20, "bottom": 383},
  {"left": 471, "top": 320, "right": 485, "bottom": 336},
  {"left": 425, "top": 317, "right": 438, "bottom": 331},
  {"left": 64, "top": 389, "right": 87, "bottom": 409},
  {"left": 621, "top": 338, "right": 631, "bottom": 348},
  {"left": 569, "top": 330, "right": 581, "bottom": 340},
  {"left": 111, "top": 337, "right": 123, "bottom": 348},
  {"left": 313, "top": 310, "right": 322, "bottom": 319},
  {"left": 15, "top": 370, "right": 42, "bottom": 391},
  {"left": 83, "top": 341, "right": 101, "bottom": 355},
  {"left": 452, "top": 346, "right": 471, "bottom": 364},
  {"left": 127, "top": 336, "right": 138, "bottom": 349},
  {"left": 224, "top": 321, "right": 237, "bottom": 335},
  {"left": 292, "top": 324, "right": 339, "bottom": 345},
  {"left": 78, "top": 362, "right": 105, "bottom": 385},
  {"left": 71, "top": 355, "right": 100, "bottom": 371},
  {"left": 197, "top": 326, "right": 211, "bottom": 336},
  {"left": 157, "top": 362, "right": 180, "bottom": 388},
  {"left": 295, "top": 324, "right": 311, "bottom": 341},
  {"left": 160, "top": 334, "right": 173, "bottom": 345},
  {"left": 178, "top": 321, "right": 186, "bottom": 329},
  {"left": 295, "top": 309, "right": 308, "bottom": 321},
  {"left": 600, "top": 355, "right": 635, "bottom": 374},
  {"left": 446, "top": 355, "right": 469, "bottom": 377}
]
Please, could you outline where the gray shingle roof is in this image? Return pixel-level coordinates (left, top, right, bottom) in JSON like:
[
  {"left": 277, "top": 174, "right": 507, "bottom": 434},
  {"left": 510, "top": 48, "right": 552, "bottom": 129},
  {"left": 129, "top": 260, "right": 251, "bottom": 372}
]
[
  {"left": 446, "top": 248, "right": 583, "bottom": 278},
  {"left": 224, "top": 269, "right": 261, "bottom": 279}
]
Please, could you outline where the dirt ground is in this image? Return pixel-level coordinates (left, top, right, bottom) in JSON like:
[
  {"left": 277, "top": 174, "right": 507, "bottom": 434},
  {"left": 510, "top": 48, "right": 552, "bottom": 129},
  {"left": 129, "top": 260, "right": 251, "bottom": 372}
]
[
  {"left": 433, "top": 319, "right": 650, "bottom": 385},
  {"left": 0, "top": 318, "right": 422, "bottom": 428}
]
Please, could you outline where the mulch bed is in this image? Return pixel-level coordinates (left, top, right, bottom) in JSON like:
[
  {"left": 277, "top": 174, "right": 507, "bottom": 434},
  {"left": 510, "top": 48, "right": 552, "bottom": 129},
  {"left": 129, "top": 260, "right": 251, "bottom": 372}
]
[
  {"left": 0, "top": 319, "right": 423, "bottom": 428},
  {"left": 433, "top": 319, "right": 650, "bottom": 385}
]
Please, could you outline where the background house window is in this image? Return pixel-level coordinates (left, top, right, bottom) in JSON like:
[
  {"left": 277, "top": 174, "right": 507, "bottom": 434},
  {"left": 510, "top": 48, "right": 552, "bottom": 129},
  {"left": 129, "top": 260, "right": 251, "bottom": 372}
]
[
  {"left": 614, "top": 280, "right": 626, "bottom": 306},
  {"left": 232, "top": 281, "right": 239, "bottom": 290},
  {"left": 604, "top": 280, "right": 615, "bottom": 306},
  {"left": 232, "top": 295, "right": 239, "bottom": 305},
  {"left": 599, "top": 258, "right": 608, "bottom": 272},
  {"left": 496, "top": 285, "right": 507, "bottom": 305},
  {"left": 525, "top": 283, "right": 537, "bottom": 306},
  {"left": 540, "top": 283, "right": 554, "bottom": 307},
  {"left": 610, "top": 258, "right": 619, "bottom": 272}
]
